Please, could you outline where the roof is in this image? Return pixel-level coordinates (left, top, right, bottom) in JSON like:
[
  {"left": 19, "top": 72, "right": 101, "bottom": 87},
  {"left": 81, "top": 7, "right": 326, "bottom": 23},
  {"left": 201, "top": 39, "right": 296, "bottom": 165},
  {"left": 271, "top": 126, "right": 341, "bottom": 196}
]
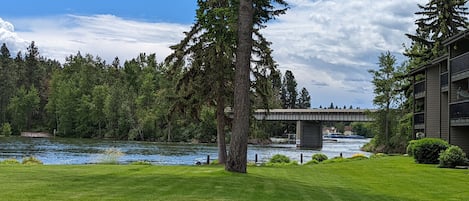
[
  {"left": 408, "top": 54, "right": 447, "bottom": 76},
  {"left": 443, "top": 29, "right": 469, "bottom": 46}
]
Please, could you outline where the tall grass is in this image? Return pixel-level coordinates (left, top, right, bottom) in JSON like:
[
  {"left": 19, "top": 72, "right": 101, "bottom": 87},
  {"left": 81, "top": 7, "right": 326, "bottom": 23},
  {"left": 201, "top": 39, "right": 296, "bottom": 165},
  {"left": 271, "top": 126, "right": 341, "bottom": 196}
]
[{"left": 97, "top": 147, "right": 124, "bottom": 164}]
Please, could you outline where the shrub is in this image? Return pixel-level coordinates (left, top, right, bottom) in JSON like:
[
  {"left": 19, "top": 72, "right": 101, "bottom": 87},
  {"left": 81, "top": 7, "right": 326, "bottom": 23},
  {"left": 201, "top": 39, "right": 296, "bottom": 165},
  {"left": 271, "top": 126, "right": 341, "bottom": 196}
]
[
  {"left": 370, "top": 153, "right": 387, "bottom": 159},
  {"left": 130, "top": 161, "right": 152, "bottom": 165},
  {"left": 323, "top": 157, "right": 349, "bottom": 164},
  {"left": 98, "top": 148, "right": 124, "bottom": 164},
  {"left": 1, "top": 158, "right": 20, "bottom": 164},
  {"left": 269, "top": 154, "right": 291, "bottom": 163},
  {"left": 349, "top": 153, "right": 368, "bottom": 160},
  {"left": 312, "top": 153, "right": 328, "bottom": 162},
  {"left": 438, "top": 146, "right": 467, "bottom": 168},
  {"left": 406, "top": 140, "right": 417, "bottom": 156},
  {"left": 410, "top": 138, "right": 449, "bottom": 164},
  {"left": 1, "top": 123, "right": 12, "bottom": 137},
  {"left": 22, "top": 156, "right": 43, "bottom": 165},
  {"left": 304, "top": 159, "right": 319, "bottom": 165}
]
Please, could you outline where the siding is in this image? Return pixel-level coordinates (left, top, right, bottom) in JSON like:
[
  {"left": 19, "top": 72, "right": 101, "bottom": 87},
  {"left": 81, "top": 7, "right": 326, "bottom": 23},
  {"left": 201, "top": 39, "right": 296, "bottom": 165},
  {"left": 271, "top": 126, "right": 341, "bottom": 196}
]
[
  {"left": 426, "top": 65, "right": 440, "bottom": 138},
  {"left": 450, "top": 127, "right": 469, "bottom": 154},
  {"left": 441, "top": 92, "right": 449, "bottom": 141}
]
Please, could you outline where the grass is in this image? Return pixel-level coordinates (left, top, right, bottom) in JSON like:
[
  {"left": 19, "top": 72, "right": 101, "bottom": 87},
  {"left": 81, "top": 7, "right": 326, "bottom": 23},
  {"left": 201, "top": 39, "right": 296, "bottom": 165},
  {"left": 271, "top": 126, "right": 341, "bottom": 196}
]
[{"left": 0, "top": 156, "right": 468, "bottom": 201}]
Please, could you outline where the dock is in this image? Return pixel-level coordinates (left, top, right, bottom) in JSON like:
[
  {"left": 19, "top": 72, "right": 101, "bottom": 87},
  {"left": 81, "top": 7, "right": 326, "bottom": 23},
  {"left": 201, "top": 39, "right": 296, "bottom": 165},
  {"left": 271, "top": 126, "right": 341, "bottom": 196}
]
[{"left": 21, "top": 132, "right": 51, "bottom": 138}]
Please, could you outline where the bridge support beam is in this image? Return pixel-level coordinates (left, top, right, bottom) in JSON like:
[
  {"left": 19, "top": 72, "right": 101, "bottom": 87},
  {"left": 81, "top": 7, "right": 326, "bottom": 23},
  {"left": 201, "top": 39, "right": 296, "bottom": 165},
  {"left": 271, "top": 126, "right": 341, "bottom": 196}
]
[{"left": 296, "top": 120, "right": 322, "bottom": 149}]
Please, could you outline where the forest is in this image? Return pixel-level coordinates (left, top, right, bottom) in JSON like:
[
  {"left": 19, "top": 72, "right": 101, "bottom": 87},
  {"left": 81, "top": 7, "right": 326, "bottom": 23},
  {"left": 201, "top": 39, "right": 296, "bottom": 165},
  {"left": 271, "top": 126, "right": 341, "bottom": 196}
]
[{"left": 0, "top": 41, "right": 316, "bottom": 142}]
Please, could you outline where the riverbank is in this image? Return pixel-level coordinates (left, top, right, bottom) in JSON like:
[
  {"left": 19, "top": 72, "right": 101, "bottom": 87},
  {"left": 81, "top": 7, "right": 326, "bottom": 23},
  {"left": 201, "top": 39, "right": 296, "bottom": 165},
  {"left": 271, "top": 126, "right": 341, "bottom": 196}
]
[
  {"left": 0, "top": 156, "right": 467, "bottom": 200},
  {"left": 20, "top": 132, "right": 51, "bottom": 138}
]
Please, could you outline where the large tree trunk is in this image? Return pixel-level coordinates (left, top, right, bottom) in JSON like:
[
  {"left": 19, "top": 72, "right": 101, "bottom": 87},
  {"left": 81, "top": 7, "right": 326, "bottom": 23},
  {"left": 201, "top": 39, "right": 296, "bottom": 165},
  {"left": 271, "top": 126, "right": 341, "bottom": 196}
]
[
  {"left": 216, "top": 95, "right": 227, "bottom": 164},
  {"left": 226, "top": 0, "right": 254, "bottom": 173}
]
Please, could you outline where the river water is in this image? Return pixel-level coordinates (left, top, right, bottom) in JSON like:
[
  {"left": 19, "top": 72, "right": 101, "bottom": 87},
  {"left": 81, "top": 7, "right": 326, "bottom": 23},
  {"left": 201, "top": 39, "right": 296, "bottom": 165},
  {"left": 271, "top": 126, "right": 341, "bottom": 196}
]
[{"left": 0, "top": 137, "right": 370, "bottom": 165}]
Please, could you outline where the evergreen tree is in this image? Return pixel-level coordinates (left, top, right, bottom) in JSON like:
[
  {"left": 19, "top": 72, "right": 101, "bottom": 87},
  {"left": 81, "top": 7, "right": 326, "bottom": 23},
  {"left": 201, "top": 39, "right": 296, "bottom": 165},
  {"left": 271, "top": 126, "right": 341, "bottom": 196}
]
[
  {"left": 405, "top": 0, "right": 468, "bottom": 61},
  {"left": 297, "top": 87, "right": 311, "bottom": 109},
  {"left": 167, "top": 0, "right": 287, "bottom": 165},
  {"left": 281, "top": 70, "right": 298, "bottom": 109},
  {"left": 368, "top": 51, "right": 403, "bottom": 147},
  {"left": 0, "top": 43, "right": 15, "bottom": 123}
]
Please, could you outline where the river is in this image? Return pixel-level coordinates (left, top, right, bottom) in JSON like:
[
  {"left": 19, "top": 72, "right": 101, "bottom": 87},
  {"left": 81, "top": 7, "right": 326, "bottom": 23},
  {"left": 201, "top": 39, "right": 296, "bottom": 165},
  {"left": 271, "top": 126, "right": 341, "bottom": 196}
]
[{"left": 0, "top": 137, "right": 370, "bottom": 165}]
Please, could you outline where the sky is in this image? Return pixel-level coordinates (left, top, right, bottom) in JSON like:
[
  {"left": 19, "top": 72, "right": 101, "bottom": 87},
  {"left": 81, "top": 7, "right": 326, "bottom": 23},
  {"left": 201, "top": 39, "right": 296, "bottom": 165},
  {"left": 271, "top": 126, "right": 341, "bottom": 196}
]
[{"left": 0, "top": 0, "right": 451, "bottom": 109}]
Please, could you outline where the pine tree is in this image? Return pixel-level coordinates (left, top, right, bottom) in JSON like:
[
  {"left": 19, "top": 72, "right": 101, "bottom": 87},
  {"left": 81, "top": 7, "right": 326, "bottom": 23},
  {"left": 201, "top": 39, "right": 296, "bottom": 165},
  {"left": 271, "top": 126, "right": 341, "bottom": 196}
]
[
  {"left": 405, "top": 0, "right": 468, "bottom": 61},
  {"left": 297, "top": 87, "right": 311, "bottom": 109}
]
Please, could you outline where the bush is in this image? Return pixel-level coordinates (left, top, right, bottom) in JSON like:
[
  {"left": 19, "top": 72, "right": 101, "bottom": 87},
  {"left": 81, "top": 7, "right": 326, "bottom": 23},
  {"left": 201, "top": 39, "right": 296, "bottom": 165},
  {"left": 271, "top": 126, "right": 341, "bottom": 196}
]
[
  {"left": 409, "top": 138, "right": 449, "bottom": 164},
  {"left": 98, "top": 148, "right": 124, "bottom": 164},
  {"left": 304, "top": 159, "right": 319, "bottom": 165},
  {"left": 22, "top": 156, "right": 43, "bottom": 165},
  {"left": 269, "top": 154, "right": 291, "bottom": 163},
  {"left": 438, "top": 146, "right": 467, "bottom": 168},
  {"left": 370, "top": 153, "right": 387, "bottom": 159},
  {"left": 349, "top": 153, "right": 368, "bottom": 160},
  {"left": 1, "top": 123, "right": 12, "bottom": 137},
  {"left": 1, "top": 158, "right": 20, "bottom": 164},
  {"left": 406, "top": 140, "right": 417, "bottom": 156},
  {"left": 130, "top": 161, "right": 152, "bottom": 165},
  {"left": 312, "top": 153, "right": 328, "bottom": 162},
  {"left": 323, "top": 157, "right": 349, "bottom": 164}
]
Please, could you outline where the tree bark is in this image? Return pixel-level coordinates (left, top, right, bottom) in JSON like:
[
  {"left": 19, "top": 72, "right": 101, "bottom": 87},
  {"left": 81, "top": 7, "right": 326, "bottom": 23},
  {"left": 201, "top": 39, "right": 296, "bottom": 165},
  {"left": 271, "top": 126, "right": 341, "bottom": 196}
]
[
  {"left": 226, "top": 0, "right": 254, "bottom": 173},
  {"left": 216, "top": 95, "right": 227, "bottom": 164}
]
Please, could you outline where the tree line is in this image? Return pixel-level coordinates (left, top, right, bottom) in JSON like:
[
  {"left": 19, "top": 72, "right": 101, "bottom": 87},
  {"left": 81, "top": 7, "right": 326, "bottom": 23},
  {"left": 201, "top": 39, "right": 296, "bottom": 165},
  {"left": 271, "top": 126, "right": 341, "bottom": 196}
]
[{"left": 0, "top": 41, "right": 311, "bottom": 141}]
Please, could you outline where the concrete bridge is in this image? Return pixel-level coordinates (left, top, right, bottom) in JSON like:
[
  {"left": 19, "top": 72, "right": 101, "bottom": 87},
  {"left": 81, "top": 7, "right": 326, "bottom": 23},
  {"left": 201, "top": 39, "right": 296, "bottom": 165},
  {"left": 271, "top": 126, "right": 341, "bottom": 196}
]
[{"left": 252, "top": 109, "right": 375, "bottom": 149}]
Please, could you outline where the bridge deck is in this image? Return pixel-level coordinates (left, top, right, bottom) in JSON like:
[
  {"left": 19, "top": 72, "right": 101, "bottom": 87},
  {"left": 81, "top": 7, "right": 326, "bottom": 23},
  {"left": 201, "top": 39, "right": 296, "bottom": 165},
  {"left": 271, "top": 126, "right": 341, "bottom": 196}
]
[{"left": 252, "top": 109, "right": 375, "bottom": 122}]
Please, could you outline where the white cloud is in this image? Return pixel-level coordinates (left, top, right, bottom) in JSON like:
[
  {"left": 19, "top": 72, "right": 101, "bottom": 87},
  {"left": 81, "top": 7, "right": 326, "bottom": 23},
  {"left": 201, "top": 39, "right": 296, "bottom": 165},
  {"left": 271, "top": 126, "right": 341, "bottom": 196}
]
[
  {"left": 262, "top": 0, "right": 429, "bottom": 108},
  {"left": 0, "top": 17, "right": 28, "bottom": 55},
  {"left": 8, "top": 14, "right": 188, "bottom": 63}
]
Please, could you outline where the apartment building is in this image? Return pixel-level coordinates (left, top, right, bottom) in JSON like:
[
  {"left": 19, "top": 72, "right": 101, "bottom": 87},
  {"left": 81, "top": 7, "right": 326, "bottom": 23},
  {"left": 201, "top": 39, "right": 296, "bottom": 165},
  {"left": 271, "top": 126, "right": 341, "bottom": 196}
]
[{"left": 410, "top": 30, "right": 469, "bottom": 153}]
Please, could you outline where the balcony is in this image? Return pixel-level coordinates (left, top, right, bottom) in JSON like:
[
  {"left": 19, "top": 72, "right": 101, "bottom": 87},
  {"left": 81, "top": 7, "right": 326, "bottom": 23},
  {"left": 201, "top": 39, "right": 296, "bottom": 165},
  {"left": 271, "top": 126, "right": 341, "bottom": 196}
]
[
  {"left": 414, "top": 112, "right": 425, "bottom": 129},
  {"left": 450, "top": 100, "right": 469, "bottom": 126},
  {"left": 414, "top": 81, "right": 425, "bottom": 99},
  {"left": 451, "top": 52, "right": 469, "bottom": 81},
  {"left": 441, "top": 72, "right": 448, "bottom": 91}
]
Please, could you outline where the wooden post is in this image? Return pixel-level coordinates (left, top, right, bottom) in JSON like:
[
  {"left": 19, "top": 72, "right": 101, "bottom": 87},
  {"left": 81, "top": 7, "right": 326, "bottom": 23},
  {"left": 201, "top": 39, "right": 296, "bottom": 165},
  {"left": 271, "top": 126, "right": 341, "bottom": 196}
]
[
  {"left": 255, "top": 154, "right": 258, "bottom": 163},
  {"left": 207, "top": 155, "right": 210, "bottom": 165},
  {"left": 300, "top": 153, "right": 303, "bottom": 164}
]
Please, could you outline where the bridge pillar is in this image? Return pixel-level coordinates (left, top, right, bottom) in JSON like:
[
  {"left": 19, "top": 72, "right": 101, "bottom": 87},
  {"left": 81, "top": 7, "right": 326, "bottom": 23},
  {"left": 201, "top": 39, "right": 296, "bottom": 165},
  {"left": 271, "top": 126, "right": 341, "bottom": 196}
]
[{"left": 296, "top": 120, "right": 322, "bottom": 149}]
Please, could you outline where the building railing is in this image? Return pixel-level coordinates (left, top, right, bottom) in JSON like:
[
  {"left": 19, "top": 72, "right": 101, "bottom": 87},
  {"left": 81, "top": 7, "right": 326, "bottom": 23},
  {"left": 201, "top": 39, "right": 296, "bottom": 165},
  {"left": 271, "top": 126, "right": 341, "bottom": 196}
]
[
  {"left": 441, "top": 72, "right": 448, "bottom": 88},
  {"left": 414, "top": 112, "right": 425, "bottom": 125},
  {"left": 414, "top": 81, "right": 425, "bottom": 96},
  {"left": 451, "top": 52, "right": 469, "bottom": 75},
  {"left": 450, "top": 100, "right": 469, "bottom": 120}
]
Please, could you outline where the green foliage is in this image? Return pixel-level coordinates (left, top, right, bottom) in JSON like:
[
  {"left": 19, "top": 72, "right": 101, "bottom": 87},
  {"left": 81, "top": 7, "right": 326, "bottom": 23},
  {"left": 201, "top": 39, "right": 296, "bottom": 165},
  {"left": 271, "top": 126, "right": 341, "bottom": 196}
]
[
  {"left": 351, "top": 122, "right": 374, "bottom": 138},
  {"left": 406, "top": 140, "right": 417, "bottom": 156},
  {"left": 370, "top": 153, "right": 387, "bottom": 159},
  {"left": 22, "top": 156, "right": 43, "bottom": 165},
  {"left": 438, "top": 146, "right": 467, "bottom": 168},
  {"left": 1, "top": 123, "right": 12, "bottom": 136},
  {"left": 304, "top": 159, "right": 319, "bottom": 165},
  {"left": 409, "top": 138, "right": 449, "bottom": 164},
  {"left": 349, "top": 153, "right": 368, "bottom": 161},
  {"left": 0, "top": 158, "right": 20, "bottom": 164},
  {"left": 98, "top": 148, "right": 124, "bottom": 164},
  {"left": 130, "top": 161, "right": 152, "bottom": 165},
  {"left": 322, "top": 157, "right": 349, "bottom": 164},
  {"left": 312, "top": 153, "right": 328, "bottom": 162},
  {"left": 269, "top": 154, "right": 291, "bottom": 163}
]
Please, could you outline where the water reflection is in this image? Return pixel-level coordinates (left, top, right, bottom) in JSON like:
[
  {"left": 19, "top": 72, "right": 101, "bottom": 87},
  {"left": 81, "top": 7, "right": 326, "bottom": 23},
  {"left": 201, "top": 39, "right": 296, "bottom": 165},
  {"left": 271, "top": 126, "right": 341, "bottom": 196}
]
[{"left": 0, "top": 137, "right": 370, "bottom": 165}]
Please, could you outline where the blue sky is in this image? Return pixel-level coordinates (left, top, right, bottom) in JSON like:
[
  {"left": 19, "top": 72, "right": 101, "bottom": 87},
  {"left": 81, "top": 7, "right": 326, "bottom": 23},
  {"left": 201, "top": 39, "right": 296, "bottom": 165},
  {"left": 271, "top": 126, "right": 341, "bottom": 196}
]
[
  {"left": 2, "top": 0, "right": 454, "bottom": 109},
  {"left": 0, "top": 0, "right": 197, "bottom": 23}
]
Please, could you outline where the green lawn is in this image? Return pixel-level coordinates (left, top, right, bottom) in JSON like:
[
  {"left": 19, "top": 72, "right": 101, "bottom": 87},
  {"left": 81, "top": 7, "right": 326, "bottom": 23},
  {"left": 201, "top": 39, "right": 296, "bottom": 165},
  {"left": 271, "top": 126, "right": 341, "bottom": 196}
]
[{"left": 0, "top": 156, "right": 468, "bottom": 201}]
